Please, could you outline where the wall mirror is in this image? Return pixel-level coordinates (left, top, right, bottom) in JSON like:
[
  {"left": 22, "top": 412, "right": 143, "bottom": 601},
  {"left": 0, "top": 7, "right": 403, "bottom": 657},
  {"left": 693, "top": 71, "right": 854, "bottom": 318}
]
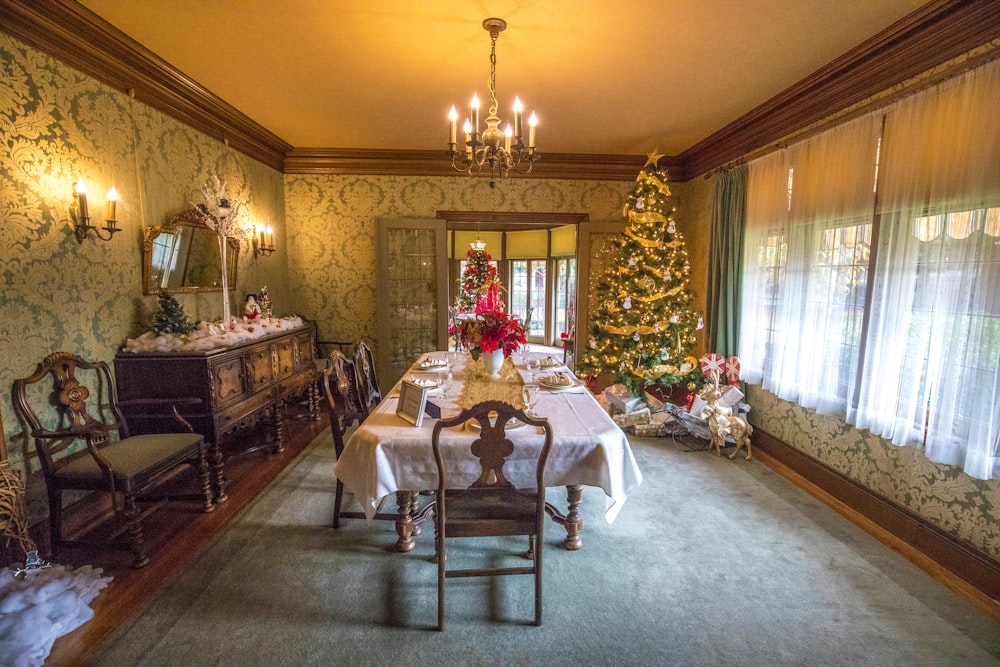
[{"left": 143, "top": 208, "right": 239, "bottom": 295}]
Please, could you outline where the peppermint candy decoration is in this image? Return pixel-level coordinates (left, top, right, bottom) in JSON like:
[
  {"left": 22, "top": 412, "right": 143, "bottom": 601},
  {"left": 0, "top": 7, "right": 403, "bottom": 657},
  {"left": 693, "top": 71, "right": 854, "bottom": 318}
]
[
  {"left": 725, "top": 356, "right": 742, "bottom": 386},
  {"left": 700, "top": 353, "right": 726, "bottom": 382}
]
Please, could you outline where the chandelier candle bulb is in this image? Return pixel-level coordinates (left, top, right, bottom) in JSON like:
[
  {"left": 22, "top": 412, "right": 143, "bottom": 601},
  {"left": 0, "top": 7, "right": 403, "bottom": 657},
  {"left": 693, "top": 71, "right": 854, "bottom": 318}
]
[
  {"left": 74, "top": 180, "right": 89, "bottom": 220},
  {"left": 504, "top": 124, "right": 513, "bottom": 153},
  {"left": 528, "top": 112, "right": 538, "bottom": 149},
  {"left": 106, "top": 186, "right": 118, "bottom": 223},
  {"left": 471, "top": 93, "right": 480, "bottom": 135},
  {"left": 513, "top": 96, "right": 523, "bottom": 138},
  {"left": 448, "top": 105, "right": 458, "bottom": 145},
  {"left": 266, "top": 224, "right": 273, "bottom": 247}
]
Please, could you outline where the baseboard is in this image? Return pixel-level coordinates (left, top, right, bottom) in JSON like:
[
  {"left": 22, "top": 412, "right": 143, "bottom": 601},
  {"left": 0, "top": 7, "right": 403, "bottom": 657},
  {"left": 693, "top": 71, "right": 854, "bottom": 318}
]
[{"left": 753, "top": 428, "right": 1000, "bottom": 620}]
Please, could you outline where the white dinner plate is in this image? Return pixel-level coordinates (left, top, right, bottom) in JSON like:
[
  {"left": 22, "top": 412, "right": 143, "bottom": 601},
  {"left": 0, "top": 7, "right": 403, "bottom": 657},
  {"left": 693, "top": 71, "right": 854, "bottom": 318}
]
[
  {"left": 465, "top": 417, "right": 527, "bottom": 431},
  {"left": 537, "top": 356, "right": 565, "bottom": 371},
  {"left": 407, "top": 377, "right": 440, "bottom": 391},
  {"left": 538, "top": 375, "right": 582, "bottom": 391}
]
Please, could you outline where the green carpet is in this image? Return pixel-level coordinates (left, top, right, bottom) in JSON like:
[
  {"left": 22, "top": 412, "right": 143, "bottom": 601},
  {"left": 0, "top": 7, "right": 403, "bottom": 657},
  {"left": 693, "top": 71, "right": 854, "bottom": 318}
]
[{"left": 90, "top": 429, "right": 1000, "bottom": 666}]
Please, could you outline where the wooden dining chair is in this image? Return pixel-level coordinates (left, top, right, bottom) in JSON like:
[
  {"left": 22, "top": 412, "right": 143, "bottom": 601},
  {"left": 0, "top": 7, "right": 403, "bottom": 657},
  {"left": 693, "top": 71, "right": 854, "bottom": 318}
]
[
  {"left": 12, "top": 351, "right": 215, "bottom": 568},
  {"left": 321, "top": 350, "right": 369, "bottom": 527},
  {"left": 431, "top": 400, "right": 554, "bottom": 630},
  {"left": 353, "top": 339, "right": 382, "bottom": 412}
]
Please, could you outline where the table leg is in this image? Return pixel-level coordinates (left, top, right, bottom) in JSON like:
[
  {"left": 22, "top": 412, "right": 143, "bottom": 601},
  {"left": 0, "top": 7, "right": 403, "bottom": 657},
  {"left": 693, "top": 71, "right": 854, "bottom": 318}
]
[
  {"left": 544, "top": 484, "right": 584, "bottom": 550},
  {"left": 393, "top": 490, "right": 416, "bottom": 552}
]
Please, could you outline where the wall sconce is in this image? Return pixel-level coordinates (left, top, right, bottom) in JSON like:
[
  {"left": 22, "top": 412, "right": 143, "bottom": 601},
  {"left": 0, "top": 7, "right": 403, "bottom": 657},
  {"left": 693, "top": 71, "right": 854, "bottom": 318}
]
[
  {"left": 71, "top": 180, "right": 121, "bottom": 243},
  {"left": 252, "top": 224, "right": 275, "bottom": 256}
]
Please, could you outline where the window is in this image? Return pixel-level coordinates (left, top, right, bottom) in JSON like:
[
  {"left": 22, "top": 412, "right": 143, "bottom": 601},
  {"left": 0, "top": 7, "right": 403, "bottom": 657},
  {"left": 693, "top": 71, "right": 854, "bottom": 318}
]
[
  {"left": 510, "top": 259, "right": 546, "bottom": 340},
  {"left": 740, "top": 59, "right": 1000, "bottom": 479}
]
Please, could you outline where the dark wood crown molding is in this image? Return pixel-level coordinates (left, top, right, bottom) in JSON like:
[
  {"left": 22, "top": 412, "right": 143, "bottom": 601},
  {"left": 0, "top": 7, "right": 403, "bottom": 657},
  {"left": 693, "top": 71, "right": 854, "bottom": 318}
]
[
  {"left": 283, "top": 148, "right": 658, "bottom": 182},
  {"left": 2, "top": 0, "right": 998, "bottom": 181}
]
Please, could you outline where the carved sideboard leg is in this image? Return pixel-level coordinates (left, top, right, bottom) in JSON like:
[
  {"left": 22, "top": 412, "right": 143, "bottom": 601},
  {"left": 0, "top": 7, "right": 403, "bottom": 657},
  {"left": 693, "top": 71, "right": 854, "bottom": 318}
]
[
  {"left": 272, "top": 403, "right": 285, "bottom": 454},
  {"left": 197, "top": 449, "right": 215, "bottom": 513},
  {"left": 209, "top": 441, "right": 228, "bottom": 503},
  {"left": 309, "top": 380, "right": 320, "bottom": 421}
]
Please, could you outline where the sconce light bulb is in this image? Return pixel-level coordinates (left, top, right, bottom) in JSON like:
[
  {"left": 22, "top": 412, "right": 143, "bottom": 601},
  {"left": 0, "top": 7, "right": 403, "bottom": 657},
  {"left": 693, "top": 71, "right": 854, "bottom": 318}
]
[
  {"left": 74, "top": 180, "right": 87, "bottom": 194},
  {"left": 448, "top": 105, "right": 458, "bottom": 122}
]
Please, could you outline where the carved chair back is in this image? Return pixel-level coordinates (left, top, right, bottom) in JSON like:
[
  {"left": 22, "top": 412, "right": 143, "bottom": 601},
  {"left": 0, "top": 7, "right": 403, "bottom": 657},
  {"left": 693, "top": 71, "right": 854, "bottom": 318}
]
[
  {"left": 353, "top": 340, "right": 382, "bottom": 412},
  {"left": 431, "top": 400, "right": 553, "bottom": 629}
]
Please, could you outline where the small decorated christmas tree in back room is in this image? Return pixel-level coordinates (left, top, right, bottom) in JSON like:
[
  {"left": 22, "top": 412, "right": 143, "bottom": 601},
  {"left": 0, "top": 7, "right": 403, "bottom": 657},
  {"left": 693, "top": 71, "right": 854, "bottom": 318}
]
[
  {"left": 152, "top": 289, "right": 195, "bottom": 337},
  {"left": 455, "top": 244, "right": 504, "bottom": 314},
  {"left": 576, "top": 150, "right": 704, "bottom": 400}
]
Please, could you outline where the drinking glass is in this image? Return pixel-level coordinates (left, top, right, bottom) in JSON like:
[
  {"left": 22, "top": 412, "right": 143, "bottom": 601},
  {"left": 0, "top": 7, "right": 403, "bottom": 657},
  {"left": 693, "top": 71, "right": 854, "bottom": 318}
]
[
  {"left": 442, "top": 370, "right": 454, "bottom": 399},
  {"left": 526, "top": 358, "right": 540, "bottom": 381},
  {"left": 521, "top": 384, "right": 539, "bottom": 417}
]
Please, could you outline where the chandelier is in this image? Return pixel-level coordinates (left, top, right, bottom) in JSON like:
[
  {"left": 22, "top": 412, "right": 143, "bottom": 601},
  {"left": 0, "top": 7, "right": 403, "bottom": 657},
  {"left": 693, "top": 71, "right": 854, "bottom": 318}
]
[{"left": 447, "top": 18, "right": 538, "bottom": 187}]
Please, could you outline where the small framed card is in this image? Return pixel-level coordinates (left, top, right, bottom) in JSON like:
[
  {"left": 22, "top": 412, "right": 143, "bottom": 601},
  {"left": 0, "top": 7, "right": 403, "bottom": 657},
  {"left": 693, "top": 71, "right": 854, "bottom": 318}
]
[{"left": 397, "top": 379, "right": 429, "bottom": 427}]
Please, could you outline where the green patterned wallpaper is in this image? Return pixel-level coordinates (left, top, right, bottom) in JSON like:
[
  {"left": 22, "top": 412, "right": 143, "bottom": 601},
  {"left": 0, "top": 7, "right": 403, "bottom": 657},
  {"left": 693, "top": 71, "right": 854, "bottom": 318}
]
[
  {"left": 283, "top": 175, "right": 634, "bottom": 347},
  {"left": 0, "top": 34, "right": 289, "bottom": 493}
]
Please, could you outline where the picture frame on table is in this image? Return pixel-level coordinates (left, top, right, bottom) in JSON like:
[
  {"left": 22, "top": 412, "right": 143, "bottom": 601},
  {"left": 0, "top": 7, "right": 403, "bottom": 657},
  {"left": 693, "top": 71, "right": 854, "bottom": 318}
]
[{"left": 397, "top": 379, "right": 429, "bottom": 427}]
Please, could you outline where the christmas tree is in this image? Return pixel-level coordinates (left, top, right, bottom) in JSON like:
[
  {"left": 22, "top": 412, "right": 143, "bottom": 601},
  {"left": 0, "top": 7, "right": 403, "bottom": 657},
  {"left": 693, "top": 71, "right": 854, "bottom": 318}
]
[
  {"left": 455, "top": 245, "right": 504, "bottom": 314},
  {"left": 576, "top": 150, "right": 704, "bottom": 400},
  {"left": 152, "top": 289, "right": 195, "bottom": 337}
]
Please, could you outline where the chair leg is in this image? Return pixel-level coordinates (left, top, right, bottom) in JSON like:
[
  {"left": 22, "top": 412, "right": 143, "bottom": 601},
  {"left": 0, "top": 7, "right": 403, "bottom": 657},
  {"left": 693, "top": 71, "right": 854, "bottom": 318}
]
[
  {"left": 534, "top": 533, "right": 543, "bottom": 626},
  {"left": 122, "top": 489, "right": 150, "bottom": 569},
  {"left": 197, "top": 448, "right": 215, "bottom": 513},
  {"left": 437, "top": 528, "right": 446, "bottom": 631},
  {"left": 333, "top": 479, "right": 345, "bottom": 528},
  {"left": 47, "top": 486, "right": 63, "bottom": 563}
]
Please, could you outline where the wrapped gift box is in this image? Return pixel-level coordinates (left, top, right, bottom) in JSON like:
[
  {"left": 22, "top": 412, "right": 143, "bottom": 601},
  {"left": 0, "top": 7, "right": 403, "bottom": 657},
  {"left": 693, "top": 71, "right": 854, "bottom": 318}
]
[
  {"left": 612, "top": 407, "right": 651, "bottom": 427},
  {"left": 605, "top": 384, "right": 646, "bottom": 414}
]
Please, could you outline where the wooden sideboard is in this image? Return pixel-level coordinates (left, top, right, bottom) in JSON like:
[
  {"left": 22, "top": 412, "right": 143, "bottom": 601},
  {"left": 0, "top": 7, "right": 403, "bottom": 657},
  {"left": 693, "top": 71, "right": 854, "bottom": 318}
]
[{"left": 115, "top": 325, "right": 319, "bottom": 497}]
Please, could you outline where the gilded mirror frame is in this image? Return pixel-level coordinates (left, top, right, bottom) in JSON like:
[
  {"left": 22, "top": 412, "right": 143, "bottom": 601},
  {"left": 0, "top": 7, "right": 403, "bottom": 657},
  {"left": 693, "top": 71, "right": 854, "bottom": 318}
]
[{"left": 143, "top": 208, "right": 240, "bottom": 295}]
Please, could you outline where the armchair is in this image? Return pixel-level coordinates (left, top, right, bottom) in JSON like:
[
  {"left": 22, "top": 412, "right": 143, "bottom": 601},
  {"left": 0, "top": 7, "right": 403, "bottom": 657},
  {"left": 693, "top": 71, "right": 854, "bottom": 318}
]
[{"left": 12, "top": 352, "right": 218, "bottom": 568}]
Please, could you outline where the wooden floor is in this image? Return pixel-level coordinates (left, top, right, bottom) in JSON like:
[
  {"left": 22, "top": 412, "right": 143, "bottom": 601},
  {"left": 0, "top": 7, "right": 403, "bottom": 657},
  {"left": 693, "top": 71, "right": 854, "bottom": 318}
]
[{"left": 40, "top": 405, "right": 330, "bottom": 666}]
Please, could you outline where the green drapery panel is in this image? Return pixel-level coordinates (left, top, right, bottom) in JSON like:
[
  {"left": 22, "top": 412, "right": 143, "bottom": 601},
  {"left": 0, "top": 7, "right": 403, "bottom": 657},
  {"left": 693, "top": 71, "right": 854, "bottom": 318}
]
[{"left": 706, "top": 165, "right": 748, "bottom": 357}]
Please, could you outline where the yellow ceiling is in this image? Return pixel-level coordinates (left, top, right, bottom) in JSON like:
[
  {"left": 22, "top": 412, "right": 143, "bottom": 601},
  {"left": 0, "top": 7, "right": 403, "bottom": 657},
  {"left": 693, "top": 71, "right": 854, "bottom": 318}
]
[{"left": 78, "top": 0, "right": 927, "bottom": 156}]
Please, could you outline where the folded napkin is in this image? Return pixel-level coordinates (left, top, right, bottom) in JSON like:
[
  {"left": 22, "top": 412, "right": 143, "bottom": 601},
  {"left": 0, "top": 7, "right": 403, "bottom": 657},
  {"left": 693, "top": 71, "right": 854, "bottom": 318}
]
[
  {"left": 408, "top": 376, "right": 439, "bottom": 388},
  {"left": 418, "top": 358, "right": 448, "bottom": 369}
]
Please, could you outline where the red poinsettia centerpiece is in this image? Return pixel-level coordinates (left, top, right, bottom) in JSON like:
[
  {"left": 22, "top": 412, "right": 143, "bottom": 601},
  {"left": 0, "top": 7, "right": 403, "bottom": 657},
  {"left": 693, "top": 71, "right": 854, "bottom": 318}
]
[{"left": 458, "top": 309, "right": 526, "bottom": 360}]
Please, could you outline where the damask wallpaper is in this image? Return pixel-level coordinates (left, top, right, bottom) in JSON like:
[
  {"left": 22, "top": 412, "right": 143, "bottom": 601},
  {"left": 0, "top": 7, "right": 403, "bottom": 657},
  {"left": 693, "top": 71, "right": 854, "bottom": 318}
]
[
  {"left": 0, "top": 35, "right": 289, "bottom": 496},
  {"left": 2, "top": 30, "right": 998, "bottom": 570}
]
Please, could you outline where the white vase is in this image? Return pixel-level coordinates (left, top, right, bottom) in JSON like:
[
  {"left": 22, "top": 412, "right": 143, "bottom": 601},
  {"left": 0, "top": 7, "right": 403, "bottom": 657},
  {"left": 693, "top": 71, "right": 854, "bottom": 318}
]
[{"left": 482, "top": 348, "right": 505, "bottom": 378}]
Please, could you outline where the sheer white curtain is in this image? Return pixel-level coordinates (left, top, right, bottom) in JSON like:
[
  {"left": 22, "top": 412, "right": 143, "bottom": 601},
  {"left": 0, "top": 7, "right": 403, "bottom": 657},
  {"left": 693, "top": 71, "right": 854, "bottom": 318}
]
[
  {"left": 740, "top": 114, "right": 881, "bottom": 415},
  {"left": 851, "top": 59, "right": 1000, "bottom": 479}
]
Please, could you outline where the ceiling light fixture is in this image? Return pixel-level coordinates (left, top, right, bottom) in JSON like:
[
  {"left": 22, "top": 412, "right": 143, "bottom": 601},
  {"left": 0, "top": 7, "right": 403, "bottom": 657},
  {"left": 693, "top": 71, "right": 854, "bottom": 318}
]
[{"left": 447, "top": 18, "right": 539, "bottom": 187}]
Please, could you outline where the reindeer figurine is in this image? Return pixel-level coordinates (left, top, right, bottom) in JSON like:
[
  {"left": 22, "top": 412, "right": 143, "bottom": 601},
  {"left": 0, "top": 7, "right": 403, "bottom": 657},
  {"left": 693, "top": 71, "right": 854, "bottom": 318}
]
[{"left": 698, "top": 373, "right": 753, "bottom": 460}]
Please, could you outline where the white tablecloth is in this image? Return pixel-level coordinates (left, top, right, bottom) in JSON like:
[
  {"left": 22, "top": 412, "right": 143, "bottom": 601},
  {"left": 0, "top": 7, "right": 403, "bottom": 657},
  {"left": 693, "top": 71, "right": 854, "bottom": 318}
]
[{"left": 334, "top": 351, "right": 643, "bottom": 523}]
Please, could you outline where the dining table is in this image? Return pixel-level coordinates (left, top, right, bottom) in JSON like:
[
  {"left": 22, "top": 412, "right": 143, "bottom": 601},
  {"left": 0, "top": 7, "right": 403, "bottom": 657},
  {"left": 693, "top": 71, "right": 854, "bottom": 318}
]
[{"left": 333, "top": 349, "right": 643, "bottom": 552}]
